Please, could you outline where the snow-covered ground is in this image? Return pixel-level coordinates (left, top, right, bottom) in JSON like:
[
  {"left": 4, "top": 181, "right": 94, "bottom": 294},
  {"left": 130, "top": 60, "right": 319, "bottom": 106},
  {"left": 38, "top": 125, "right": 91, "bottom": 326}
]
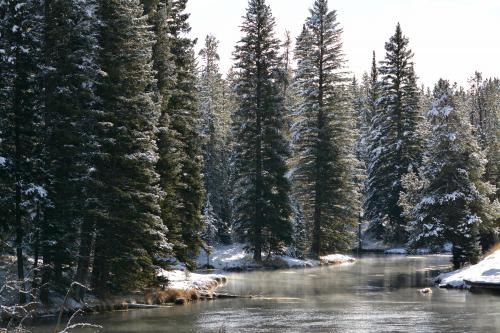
[
  {"left": 157, "top": 269, "right": 227, "bottom": 291},
  {"left": 383, "top": 243, "right": 452, "bottom": 255},
  {"left": 196, "top": 243, "right": 355, "bottom": 270},
  {"left": 436, "top": 249, "right": 500, "bottom": 289}
]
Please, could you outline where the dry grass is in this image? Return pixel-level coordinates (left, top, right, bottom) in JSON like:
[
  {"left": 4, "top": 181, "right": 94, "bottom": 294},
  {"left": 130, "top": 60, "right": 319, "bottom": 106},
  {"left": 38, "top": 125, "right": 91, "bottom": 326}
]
[
  {"left": 484, "top": 243, "right": 500, "bottom": 257},
  {"left": 143, "top": 288, "right": 199, "bottom": 305}
]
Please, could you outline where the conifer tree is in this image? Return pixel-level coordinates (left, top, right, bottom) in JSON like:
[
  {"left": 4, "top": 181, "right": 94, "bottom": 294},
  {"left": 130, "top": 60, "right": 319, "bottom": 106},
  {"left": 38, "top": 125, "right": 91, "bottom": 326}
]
[
  {"left": 199, "top": 34, "right": 232, "bottom": 245},
  {"left": 91, "top": 0, "right": 166, "bottom": 294},
  {"left": 360, "top": 52, "right": 380, "bottom": 165},
  {"left": 402, "top": 79, "right": 499, "bottom": 268},
  {"left": 157, "top": 0, "right": 204, "bottom": 265},
  {"left": 0, "top": 0, "right": 45, "bottom": 303},
  {"left": 41, "top": 0, "right": 100, "bottom": 297},
  {"left": 291, "top": 0, "right": 359, "bottom": 258},
  {"left": 232, "top": 0, "right": 292, "bottom": 261},
  {"left": 364, "top": 24, "right": 423, "bottom": 243},
  {"left": 466, "top": 73, "right": 500, "bottom": 248}
]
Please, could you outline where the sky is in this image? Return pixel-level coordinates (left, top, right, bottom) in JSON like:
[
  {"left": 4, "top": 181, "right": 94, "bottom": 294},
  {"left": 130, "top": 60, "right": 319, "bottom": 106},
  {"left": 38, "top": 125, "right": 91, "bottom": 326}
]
[{"left": 186, "top": 0, "right": 500, "bottom": 88}]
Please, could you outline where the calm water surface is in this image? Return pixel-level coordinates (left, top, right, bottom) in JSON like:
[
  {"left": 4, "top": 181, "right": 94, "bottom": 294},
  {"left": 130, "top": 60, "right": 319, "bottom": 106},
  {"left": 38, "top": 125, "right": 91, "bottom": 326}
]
[{"left": 33, "top": 255, "right": 500, "bottom": 332}]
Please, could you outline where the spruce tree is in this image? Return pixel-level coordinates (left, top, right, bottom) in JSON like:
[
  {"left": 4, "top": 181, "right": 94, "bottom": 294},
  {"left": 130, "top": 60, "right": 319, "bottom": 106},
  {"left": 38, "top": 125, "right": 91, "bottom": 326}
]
[
  {"left": 291, "top": 0, "right": 359, "bottom": 257},
  {"left": 0, "top": 0, "right": 45, "bottom": 303},
  {"left": 232, "top": 0, "right": 292, "bottom": 261},
  {"left": 199, "top": 35, "right": 232, "bottom": 245},
  {"left": 466, "top": 74, "right": 500, "bottom": 248},
  {"left": 41, "top": 0, "right": 100, "bottom": 297},
  {"left": 403, "top": 79, "right": 498, "bottom": 268},
  {"left": 157, "top": 0, "right": 204, "bottom": 265},
  {"left": 364, "top": 24, "right": 423, "bottom": 243},
  {"left": 91, "top": 0, "right": 165, "bottom": 294}
]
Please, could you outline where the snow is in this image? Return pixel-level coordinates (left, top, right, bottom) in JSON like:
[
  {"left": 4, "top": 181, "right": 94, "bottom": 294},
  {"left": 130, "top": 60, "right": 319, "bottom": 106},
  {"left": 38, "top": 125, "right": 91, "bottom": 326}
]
[
  {"left": 196, "top": 243, "right": 355, "bottom": 270},
  {"left": 197, "top": 243, "right": 258, "bottom": 270},
  {"left": 436, "top": 249, "right": 500, "bottom": 289},
  {"left": 385, "top": 248, "right": 407, "bottom": 254},
  {"left": 320, "top": 254, "right": 356, "bottom": 265},
  {"left": 0, "top": 156, "right": 6, "bottom": 166},
  {"left": 157, "top": 269, "right": 226, "bottom": 291}
]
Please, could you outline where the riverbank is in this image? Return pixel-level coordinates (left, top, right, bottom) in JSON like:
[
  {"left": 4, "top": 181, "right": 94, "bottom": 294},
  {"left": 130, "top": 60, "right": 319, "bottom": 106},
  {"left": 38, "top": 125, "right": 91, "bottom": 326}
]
[
  {"left": 435, "top": 248, "right": 500, "bottom": 290},
  {"left": 1, "top": 242, "right": 356, "bottom": 323},
  {"left": 196, "top": 243, "right": 355, "bottom": 271},
  {"left": 0, "top": 261, "right": 227, "bottom": 323}
]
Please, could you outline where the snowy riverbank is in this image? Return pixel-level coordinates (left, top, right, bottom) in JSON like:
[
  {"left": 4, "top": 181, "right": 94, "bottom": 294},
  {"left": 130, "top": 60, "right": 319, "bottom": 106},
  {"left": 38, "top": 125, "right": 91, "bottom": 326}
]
[
  {"left": 196, "top": 243, "right": 355, "bottom": 271},
  {"left": 0, "top": 256, "right": 227, "bottom": 322},
  {"left": 435, "top": 249, "right": 500, "bottom": 289}
]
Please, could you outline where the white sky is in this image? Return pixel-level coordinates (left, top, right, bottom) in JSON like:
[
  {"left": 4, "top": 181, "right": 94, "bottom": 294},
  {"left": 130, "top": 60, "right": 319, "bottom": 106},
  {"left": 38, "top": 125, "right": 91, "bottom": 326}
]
[{"left": 186, "top": 0, "right": 500, "bottom": 88}]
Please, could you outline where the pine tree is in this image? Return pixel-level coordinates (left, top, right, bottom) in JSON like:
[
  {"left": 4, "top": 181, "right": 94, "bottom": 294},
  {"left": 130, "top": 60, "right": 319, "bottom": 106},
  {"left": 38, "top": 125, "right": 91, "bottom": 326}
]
[
  {"left": 91, "top": 0, "right": 165, "bottom": 294},
  {"left": 360, "top": 52, "right": 379, "bottom": 166},
  {"left": 199, "top": 34, "right": 232, "bottom": 245},
  {"left": 41, "top": 0, "right": 100, "bottom": 298},
  {"left": 232, "top": 0, "right": 292, "bottom": 261},
  {"left": 291, "top": 0, "right": 359, "bottom": 258},
  {"left": 157, "top": 0, "right": 204, "bottom": 265},
  {"left": 0, "top": 0, "right": 45, "bottom": 303},
  {"left": 403, "top": 79, "right": 498, "bottom": 268},
  {"left": 466, "top": 73, "right": 500, "bottom": 248},
  {"left": 364, "top": 24, "right": 423, "bottom": 243},
  {"left": 143, "top": 0, "right": 179, "bottom": 263}
]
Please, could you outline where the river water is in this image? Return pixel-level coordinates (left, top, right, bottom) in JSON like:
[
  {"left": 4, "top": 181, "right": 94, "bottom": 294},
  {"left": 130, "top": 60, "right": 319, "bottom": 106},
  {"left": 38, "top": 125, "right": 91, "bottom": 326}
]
[{"left": 32, "top": 254, "right": 500, "bottom": 333}]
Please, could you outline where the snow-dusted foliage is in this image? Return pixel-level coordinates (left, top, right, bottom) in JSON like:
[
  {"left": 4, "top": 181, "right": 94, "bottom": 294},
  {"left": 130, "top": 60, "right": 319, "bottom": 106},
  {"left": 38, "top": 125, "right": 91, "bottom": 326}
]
[
  {"left": 232, "top": 0, "right": 293, "bottom": 261},
  {"left": 0, "top": 0, "right": 46, "bottom": 302},
  {"left": 200, "top": 196, "right": 220, "bottom": 246},
  {"left": 291, "top": 0, "right": 359, "bottom": 257},
  {"left": 364, "top": 24, "right": 424, "bottom": 243},
  {"left": 198, "top": 35, "right": 232, "bottom": 245},
  {"left": 41, "top": 0, "right": 101, "bottom": 298},
  {"left": 153, "top": 0, "right": 204, "bottom": 266},
  {"left": 90, "top": 0, "right": 165, "bottom": 294},
  {"left": 402, "top": 79, "right": 499, "bottom": 268}
]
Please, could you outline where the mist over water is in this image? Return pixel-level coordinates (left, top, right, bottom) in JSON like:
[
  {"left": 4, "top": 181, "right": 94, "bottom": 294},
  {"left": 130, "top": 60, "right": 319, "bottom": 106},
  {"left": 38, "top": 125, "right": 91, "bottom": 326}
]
[{"left": 32, "top": 255, "right": 500, "bottom": 333}]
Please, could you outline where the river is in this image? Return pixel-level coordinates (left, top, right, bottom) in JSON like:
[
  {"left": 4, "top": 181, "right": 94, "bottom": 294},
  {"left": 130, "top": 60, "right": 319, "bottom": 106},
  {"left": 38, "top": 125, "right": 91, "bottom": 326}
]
[{"left": 32, "top": 254, "right": 500, "bottom": 333}]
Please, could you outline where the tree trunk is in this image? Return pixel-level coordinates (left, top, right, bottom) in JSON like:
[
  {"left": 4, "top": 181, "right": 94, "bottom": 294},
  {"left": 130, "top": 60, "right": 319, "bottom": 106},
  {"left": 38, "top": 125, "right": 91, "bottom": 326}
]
[
  {"left": 40, "top": 253, "right": 51, "bottom": 304},
  {"left": 75, "top": 218, "right": 94, "bottom": 300},
  {"left": 15, "top": 164, "right": 26, "bottom": 304},
  {"left": 253, "top": 226, "right": 262, "bottom": 262}
]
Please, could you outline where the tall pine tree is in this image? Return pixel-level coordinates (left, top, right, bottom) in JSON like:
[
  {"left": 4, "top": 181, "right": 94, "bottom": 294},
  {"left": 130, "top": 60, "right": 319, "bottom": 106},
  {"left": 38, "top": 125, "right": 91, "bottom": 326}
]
[
  {"left": 402, "top": 79, "right": 498, "bottom": 268},
  {"left": 232, "top": 0, "right": 292, "bottom": 261},
  {"left": 41, "top": 0, "right": 100, "bottom": 298},
  {"left": 291, "top": 0, "right": 359, "bottom": 258},
  {"left": 0, "top": 0, "right": 45, "bottom": 303},
  {"left": 156, "top": 0, "right": 204, "bottom": 265},
  {"left": 91, "top": 0, "right": 165, "bottom": 294},
  {"left": 199, "top": 34, "right": 232, "bottom": 245},
  {"left": 364, "top": 24, "right": 423, "bottom": 243}
]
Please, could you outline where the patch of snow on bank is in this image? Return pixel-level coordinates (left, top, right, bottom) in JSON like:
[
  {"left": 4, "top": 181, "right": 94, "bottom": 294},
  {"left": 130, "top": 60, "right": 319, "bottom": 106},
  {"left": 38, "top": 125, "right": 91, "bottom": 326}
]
[
  {"left": 196, "top": 243, "right": 355, "bottom": 270},
  {"left": 320, "top": 254, "right": 355, "bottom": 264},
  {"left": 197, "top": 243, "right": 258, "bottom": 270},
  {"left": 436, "top": 249, "right": 500, "bottom": 289},
  {"left": 385, "top": 248, "right": 407, "bottom": 254},
  {"left": 157, "top": 269, "right": 226, "bottom": 291}
]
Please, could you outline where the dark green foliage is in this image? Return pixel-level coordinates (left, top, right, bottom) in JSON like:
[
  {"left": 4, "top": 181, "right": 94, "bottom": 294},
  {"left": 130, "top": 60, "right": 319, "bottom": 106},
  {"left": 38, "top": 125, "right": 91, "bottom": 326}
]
[
  {"left": 199, "top": 35, "right": 232, "bottom": 245},
  {"left": 91, "top": 0, "right": 165, "bottom": 294},
  {"left": 291, "top": 0, "right": 359, "bottom": 257},
  {"left": 41, "top": 0, "right": 100, "bottom": 294},
  {"left": 232, "top": 0, "right": 292, "bottom": 261},
  {"left": 0, "top": 0, "right": 45, "bottom": 303},
  {"left": 364, "top": 24, "right": 424, "bottom": 243},
  {"left": 402, "top": 80, "right": 498, "bottom": 268},
  {"left": 157, "top": 0, "right": 204, "bottom": 265}
]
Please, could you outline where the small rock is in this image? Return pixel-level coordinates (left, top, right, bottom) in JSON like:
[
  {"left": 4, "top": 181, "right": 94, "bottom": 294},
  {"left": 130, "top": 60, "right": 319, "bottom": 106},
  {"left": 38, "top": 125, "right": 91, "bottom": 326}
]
[{"left": 420, "top": 288, "right": 433, "bottom": 294}]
